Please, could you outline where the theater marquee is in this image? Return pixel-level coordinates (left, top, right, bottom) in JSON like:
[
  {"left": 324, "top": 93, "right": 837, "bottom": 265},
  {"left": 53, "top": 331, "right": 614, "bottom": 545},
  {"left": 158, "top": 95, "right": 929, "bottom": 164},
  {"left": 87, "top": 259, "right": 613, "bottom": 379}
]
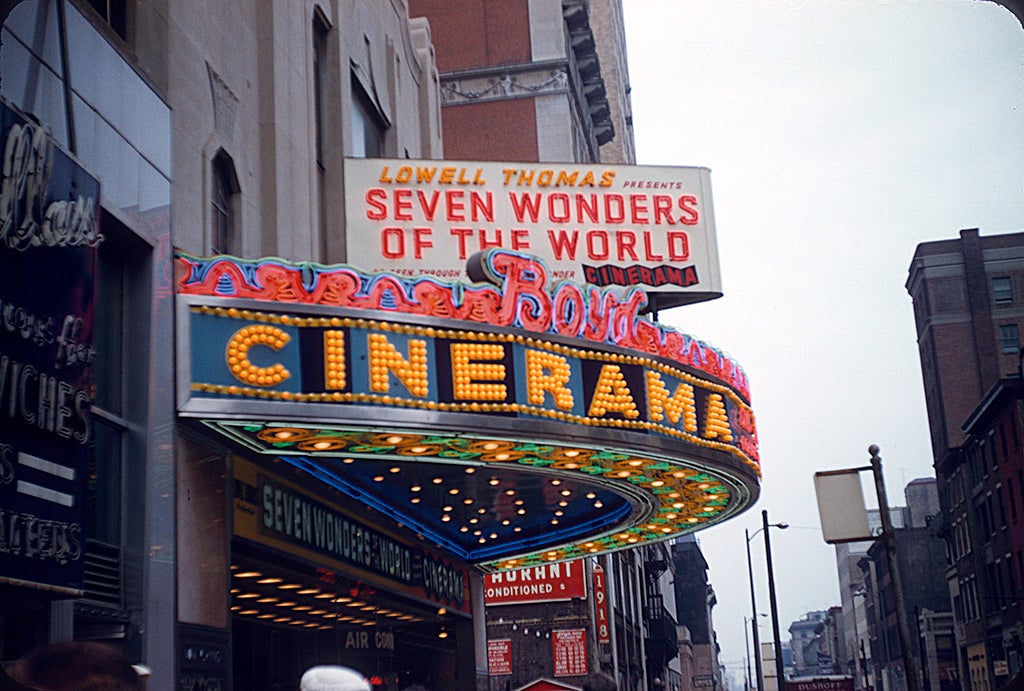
[
  {"left": 344, "top": 158, "right": 722, "bottom": 311},
  {"left": 176, "top": 249, "right": 758, "bottom": 571}
]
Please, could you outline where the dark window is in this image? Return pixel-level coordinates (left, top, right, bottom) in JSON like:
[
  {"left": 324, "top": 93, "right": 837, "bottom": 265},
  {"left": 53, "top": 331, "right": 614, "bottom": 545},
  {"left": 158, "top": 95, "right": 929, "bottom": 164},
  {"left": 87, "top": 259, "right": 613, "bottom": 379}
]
[
  {"left": 212, "top": 150, "right": 240, "bottom": 254},
  {"left": 313, "top": 16, "right": 329, "bottom": 249},
  {"left": 999, "top": 324, "right": 1020, "bottom": 354},
  {"left": 83, "top": 0, "right": 128, "bottom": 39},
  {"left": 993, "top": 277, "right": 1013, "bottom": 304},
  {"left": 89, "top": 217, "right": 144, "bottom": 542},
  {"left": 351, "top": 77, "right": 384, "bottom": 158}
]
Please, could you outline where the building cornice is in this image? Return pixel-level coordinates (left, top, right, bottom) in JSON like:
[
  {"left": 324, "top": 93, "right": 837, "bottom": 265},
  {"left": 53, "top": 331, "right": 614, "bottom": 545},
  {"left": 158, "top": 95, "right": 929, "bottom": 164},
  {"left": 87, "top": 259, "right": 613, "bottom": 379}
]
[{"left": 439, "top": 61, "right": 570, "bottom": 106}]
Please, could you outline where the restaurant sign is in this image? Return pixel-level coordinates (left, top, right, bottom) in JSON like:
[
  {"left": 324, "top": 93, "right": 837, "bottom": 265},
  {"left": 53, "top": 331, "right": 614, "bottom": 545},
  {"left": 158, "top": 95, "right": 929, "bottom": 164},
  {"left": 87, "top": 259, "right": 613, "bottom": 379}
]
[{"left": 0, "top": 98, "right": 101, "bottom": 595}]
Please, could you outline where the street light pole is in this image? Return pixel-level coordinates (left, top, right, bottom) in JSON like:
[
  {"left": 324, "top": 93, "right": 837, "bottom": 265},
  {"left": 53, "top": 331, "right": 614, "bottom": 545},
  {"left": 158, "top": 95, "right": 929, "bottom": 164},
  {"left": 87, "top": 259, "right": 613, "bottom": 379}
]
[
  {"left": 746, "top": 529, "right": 765, "bottom": 691},
  {"left": 763, "top": 509, "right": 786, "bottom": 691},
  {"left": 851, "top": 588, "right": 864, "bottom": 691},
  {"left": 747, "top": 518, "right": 788, "bottom": 691},
  {"left": 745, "top": 616, "right": 753, "bottom": 691},
  {"left": 870, "top": 445, "right": 921, "bottom": 691}
]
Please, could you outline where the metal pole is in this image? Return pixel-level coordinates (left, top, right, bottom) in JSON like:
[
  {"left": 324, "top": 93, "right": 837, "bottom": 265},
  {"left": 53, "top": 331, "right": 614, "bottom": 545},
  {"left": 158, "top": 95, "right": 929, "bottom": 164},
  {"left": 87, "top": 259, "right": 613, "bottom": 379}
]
[
  {"left": 745, "top": 616, "right": 753, "bottom": 691},
  {"left": 869, "top": 445, "right": 921, "bottom": 691},
  {"left": 747, "top": 529, "right": 765, "bottom": 691},
  {"left": 851, "top": 591, "right": 862, "bottom": 690},
  {"left": 763, "top": 510, "right": 786, "bottom": 691}
]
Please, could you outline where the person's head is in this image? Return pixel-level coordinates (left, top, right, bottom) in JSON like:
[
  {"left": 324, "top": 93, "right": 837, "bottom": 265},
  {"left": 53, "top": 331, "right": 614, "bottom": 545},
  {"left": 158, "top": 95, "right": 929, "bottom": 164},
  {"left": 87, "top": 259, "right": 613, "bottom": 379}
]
[
  {"left": 582, "top": 671, "right": 618, "bottom": 691},
  {"left": 9, "top": 641, "right": 144, "bottom": 691},
  {"left": 299, "top": 665, "right": 371, "bottom": 691}
]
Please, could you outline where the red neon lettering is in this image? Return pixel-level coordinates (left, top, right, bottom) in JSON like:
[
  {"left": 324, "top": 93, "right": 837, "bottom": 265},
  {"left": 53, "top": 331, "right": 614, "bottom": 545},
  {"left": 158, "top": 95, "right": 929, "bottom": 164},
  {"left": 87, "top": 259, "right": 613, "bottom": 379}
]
[
  {"left": 587, "top": 229, "right": 610, "bottom": 260},
  {"left": 365, "top": 188, "right": 388, "bottom": 220},
  {"left": 490, "top": 253, "right": 552, "bottom": 332},
  {"left": 616, "top": 230, "right": 638, "bottom": 261},
  {"left": 478, "top": 228, "right": 503, "bottom": 250},
  {"left": 508, "top": 192, "right": 543, "bottom": 222},
  {"left": 643, "top": 232, "right": 664, "bottom": 261},
  {"left": 511, "top": 228, "right": 530, "bottom": 251},
  {"left": 603, "top": 194, "right": 625, "bottom": 224},
  {"left": 548, "top": 193, "right": 570, "bottom": 223},
  {"left": 418, "top": 189, "right": 441, "bottom": 220},
  {"left": 449, "top": 228, "right": 473, "bottom": 259},
  {"left": 471, "top": 191, "right": 495, "bottom": 221},
  {"left": 445, "top": 190, "right": 465, "bottom": 221},
  {"left": 413, "top": 227, "right": 433, "bottom": 259},
  {"left": 381, "top": 228, "right": 404, "bottom": 258},
  {"left": 547, "top": 229, "right": 580, "bottom": 260},
  {"left": 629, "top": 194, "right": 650, "bottom": 224},
  {"left": 553, "top": 283, "right": 585, "bottom": 337},
  {"left": 678, "top": 195, "right": 700, "bottom": 225},
  {"left": 576, "top": 194, "right": 599, "bottom": 223},
  {"left": 653, "top": 195, "right": 674, "bottom": 224},
  {"left": 668, "top": 232, "right": 690, "bottom": 261},
  {"left": 394, "top": 189, "right": 413, "bottom": 220}
]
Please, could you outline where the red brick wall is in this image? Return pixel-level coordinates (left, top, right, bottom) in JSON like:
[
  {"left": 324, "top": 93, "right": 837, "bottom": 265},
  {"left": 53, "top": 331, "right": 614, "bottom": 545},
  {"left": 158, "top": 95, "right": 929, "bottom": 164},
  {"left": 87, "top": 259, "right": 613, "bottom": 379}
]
[
  {"left": 442, "top": 99, "right": 539, "bottom": 162},
  {"left": 409, "top": 0, "right": 532, "bottom": 72}
]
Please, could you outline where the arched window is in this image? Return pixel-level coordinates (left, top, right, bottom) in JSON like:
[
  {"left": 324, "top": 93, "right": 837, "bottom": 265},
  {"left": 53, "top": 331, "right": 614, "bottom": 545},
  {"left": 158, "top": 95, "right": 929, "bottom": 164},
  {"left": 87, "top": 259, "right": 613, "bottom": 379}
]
[{"left": 211, "top": 149, "right": 239, "bottom": 254}]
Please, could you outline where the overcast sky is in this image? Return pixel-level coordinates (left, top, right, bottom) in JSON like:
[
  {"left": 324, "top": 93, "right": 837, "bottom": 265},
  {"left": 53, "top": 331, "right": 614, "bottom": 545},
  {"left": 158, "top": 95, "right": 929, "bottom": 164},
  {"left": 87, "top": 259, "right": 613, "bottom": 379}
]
[{"left": 621, "top": 0, "right": 1024, "bottom": 682}]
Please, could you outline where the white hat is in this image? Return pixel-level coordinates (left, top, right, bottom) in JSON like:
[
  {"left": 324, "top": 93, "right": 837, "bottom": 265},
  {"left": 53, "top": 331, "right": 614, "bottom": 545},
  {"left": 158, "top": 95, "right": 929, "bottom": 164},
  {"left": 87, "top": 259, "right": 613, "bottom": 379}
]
[{"left": 300, "top": 665, "right": 371, "bottom": 691}]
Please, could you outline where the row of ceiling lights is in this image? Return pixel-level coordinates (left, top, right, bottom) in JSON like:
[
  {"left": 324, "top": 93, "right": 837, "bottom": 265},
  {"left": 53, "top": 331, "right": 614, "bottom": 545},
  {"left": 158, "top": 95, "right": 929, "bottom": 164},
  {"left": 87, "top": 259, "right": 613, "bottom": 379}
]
[
  {"left": 248, "top": 425, "right": 734, "bottom": 569},
  {"left": 230, "top": 566, "right": 426, "bottom": 630}
]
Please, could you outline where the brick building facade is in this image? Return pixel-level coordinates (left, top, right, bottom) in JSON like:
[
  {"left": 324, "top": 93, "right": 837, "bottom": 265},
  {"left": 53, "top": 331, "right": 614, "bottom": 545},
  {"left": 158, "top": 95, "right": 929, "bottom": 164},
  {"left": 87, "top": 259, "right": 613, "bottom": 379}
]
[{"left": 907, "top": 228, "right": 1024, "bottom": 689}]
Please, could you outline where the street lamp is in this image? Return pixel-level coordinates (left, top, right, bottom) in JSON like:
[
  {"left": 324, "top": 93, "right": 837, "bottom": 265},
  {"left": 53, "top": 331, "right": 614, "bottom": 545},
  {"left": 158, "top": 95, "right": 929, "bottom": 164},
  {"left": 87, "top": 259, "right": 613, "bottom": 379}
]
[
  {"left": 746, "top": 515, "right": 788, "bottom": 691},
  {"left": 763, "top": 509, "right": 787, "bottom": 691},
  {"left": 851, "top": 586, "right": 868, "bottom": 691},
  {"left": 745, "top": 616, "right": 753, "bottom": 691}
]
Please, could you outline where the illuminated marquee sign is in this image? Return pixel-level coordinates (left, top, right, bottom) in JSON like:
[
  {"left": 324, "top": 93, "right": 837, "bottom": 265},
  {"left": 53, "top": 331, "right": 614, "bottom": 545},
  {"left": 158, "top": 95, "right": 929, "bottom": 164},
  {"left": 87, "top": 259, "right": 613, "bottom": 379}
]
[
  {"left": 185, "top": 306, "right": 754, "bottom": 465},
  {"left": 344, "top": 158, "right": 721, "bottom": 310},
  {"left": 177, "top": 250, "right": 754, "bottom": 467},
  {"left": 177, "top": 250, "right": 759, "bottom": 569},
  {"left": 233, "top": 457, "right": 470, "bottom": 610}
]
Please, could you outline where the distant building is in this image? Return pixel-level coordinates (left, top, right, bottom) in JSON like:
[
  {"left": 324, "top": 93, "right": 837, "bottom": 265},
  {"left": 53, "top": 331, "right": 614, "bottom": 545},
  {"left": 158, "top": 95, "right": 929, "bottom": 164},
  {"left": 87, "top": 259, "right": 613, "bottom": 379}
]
[
  {"left": 788, "top": 611, "right": 829, "bottom": 678},
  {"left": 821, "top": 607, "right": 845, "bottom": 675},
  {"left": 673, "top": 537, "right": 721, "bottom": 691},
  {"left": 834, "top": 507, "right": 908, "bottom": 689},
  {"left": 859, "top": 523, "right": 951, "bottom": 691}
]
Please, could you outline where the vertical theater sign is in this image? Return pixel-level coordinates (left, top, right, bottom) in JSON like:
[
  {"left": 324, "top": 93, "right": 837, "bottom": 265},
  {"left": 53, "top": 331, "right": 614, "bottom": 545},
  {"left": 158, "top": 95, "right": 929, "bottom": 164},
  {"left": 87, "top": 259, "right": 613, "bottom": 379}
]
[{"left": 0, "top": 99, "right": 102, "bottom": 594}]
